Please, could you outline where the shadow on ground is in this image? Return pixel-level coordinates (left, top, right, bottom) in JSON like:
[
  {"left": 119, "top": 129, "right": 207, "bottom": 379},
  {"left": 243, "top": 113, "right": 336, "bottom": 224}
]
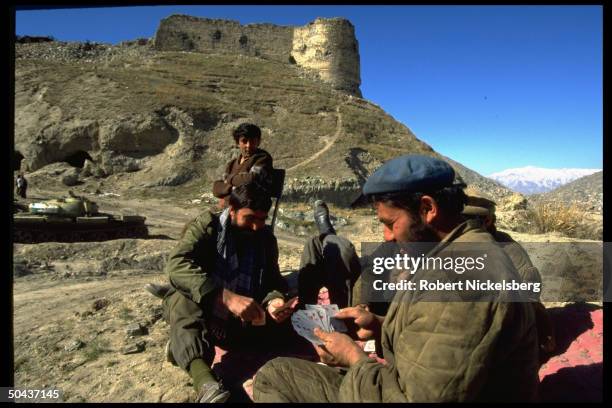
[
  {"left": 541, "top": 302, "right": 600, "bottom": 362},
  {"left": 145, "top": 234, "right": 175, "bottom": 240},
  {"left": 538, "top": 302, "right": 602, "bottom": 402}
]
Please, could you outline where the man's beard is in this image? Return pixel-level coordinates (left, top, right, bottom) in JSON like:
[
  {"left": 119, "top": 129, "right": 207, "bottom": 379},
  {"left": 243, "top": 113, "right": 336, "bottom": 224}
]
[
  {"left": 230, "top": 222, "right": 258, "bottom": 246},
  {"left": 403, "top": 217, "right": 440, "bottom": 244}
]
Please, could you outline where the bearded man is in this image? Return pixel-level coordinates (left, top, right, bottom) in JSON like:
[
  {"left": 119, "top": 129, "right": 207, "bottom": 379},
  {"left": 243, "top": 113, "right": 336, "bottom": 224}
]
[
  {"left": 252, "top": 155, "right": 540, "bottom": 402},
  {"left": 161, "top": 183, "right": 297, "bottom": 402}
]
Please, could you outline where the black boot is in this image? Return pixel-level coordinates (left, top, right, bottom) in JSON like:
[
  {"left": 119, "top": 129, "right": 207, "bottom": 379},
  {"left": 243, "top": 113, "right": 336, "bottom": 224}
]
[{"left": 313, "top": 200, "right": 336, "bottom": 236}]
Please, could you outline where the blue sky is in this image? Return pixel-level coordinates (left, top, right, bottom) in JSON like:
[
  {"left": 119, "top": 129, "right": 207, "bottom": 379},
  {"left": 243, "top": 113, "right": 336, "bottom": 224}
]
[{"left": 15, "top": 5, "right": 603, "bottom": 175}]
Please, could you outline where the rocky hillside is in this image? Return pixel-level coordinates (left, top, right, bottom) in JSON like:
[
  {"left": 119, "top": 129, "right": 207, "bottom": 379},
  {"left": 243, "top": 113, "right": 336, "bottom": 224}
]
[
  {"left": 15, "top": 28, "right": 512, "bottom": 206},
  {"left": 531, "top": 171, "right": 603, "bottom": 213}
]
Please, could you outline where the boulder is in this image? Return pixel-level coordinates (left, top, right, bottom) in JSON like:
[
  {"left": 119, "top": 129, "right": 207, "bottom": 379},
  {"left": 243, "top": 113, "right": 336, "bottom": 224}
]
[
  {"left": 98, "top": 152, "right": 141, "bottom": 174},
  {"left": 122, "top": 341, "right": 146, "bottom": 355},
  {"left": 81, "top": 159, "right": 101, "bottom": 177},
  {"left": 27, "top": 162, "right": 81, "bottom": 187},
  {"left": 64, "top": 340, "right": 86, "bottom": 352},
  {"left": 61, "top": 168, "right": 80, "bottom": 186},
  {"left": 126, "top": 322, "right": 148, "bottom": 336}
]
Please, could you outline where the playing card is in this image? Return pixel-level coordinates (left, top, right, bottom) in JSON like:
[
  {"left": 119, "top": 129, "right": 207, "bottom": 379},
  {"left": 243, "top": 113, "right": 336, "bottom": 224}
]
[
  {"left": 322, "top": 304, "right": 348, "bottom": 333},
  {"left": 291, "top": 310, "right": 325, "bottom": 345},
  {"left": 290, "top": 312, "right": 311, "bottom": 339},
  {"left": 292, "top": 304, "right": 349, "bottom": 345},
  {"left": 363, "top": 340, "right": 376, "bottom": 353},
  {"left": 321, "top": 304, "right": 339, "bottom": 316},
  {"left": 305, "top": 305, "right": 331, "bottom": 332},
  {"left": 292, "top": 318, "right": 323, "bottom": 345},
  {"left": 303, "top": 309, "right": 325, "bottom": 331}
]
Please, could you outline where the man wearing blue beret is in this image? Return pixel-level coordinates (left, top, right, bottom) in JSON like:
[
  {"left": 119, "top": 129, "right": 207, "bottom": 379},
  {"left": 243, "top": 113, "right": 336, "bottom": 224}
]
[{"left": 253, "top": 154, "right": 540, "bottom": 402}]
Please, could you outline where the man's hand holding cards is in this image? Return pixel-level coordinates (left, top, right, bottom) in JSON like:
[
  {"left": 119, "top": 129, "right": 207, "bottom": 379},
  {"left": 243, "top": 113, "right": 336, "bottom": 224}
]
[{"left": 291, "top": 304, "right": 348, "bottom": 346}]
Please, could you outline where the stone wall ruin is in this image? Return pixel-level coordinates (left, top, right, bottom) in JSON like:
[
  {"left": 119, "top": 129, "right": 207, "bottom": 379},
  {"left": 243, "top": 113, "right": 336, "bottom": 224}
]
[{"left": 154, "top": 15, "right": 362, "bottom": 96}]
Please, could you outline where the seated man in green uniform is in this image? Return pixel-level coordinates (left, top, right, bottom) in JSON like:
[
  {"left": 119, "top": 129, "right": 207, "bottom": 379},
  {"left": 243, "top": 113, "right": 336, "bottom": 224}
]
[
  {"left": 161, "top": 182, "right": 297, "bottom": 403},
  {"left": 252, "top": 155, "right": 540, "bottom": 402},
  {"left": 212, "top": 123, "right": 274, "bottom": 206},
  {"left": 462, "top": 187, "right": 555, "bottom": 358}
]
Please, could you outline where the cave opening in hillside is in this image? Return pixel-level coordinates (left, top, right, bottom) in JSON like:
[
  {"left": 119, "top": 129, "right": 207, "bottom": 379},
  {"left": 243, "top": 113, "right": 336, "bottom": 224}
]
[
  {"left": 14, "top": 151, "right": 24, "bottom": 171},
  {"left": 64, "top": 150, "right": 93, "bottom": 168}
]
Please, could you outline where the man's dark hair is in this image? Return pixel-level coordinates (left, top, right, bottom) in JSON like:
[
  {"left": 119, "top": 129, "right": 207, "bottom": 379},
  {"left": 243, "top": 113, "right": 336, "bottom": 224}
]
[
  {"left": 233, "top": 123, "right": 261, "bottom": 143},
  {"left": 228, "top": 182, "right": 272, "bottom": 212},
  {"left": 370, "top": 185, "right": 467, "bottom": 218}
]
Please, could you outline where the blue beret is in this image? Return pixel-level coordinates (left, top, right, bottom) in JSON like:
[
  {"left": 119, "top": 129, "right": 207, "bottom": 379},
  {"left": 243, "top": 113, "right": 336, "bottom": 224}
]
[{"left": 363, "top": 155, "right": 455, "bottom": 196}]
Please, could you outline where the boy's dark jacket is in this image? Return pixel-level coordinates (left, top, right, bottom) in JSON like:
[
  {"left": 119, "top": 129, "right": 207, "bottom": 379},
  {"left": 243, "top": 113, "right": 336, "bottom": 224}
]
[{"left": 212, "top": 149, "right": 273, "bottom": 198}]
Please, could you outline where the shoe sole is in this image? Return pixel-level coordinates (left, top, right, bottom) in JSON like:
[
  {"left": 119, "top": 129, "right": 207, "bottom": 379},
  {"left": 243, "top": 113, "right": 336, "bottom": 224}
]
[
  {"left": 207, "top": 390, "right": 231, "bottom": 403},
  {"left": 165, "top": 341, "right": 177, "bottom": 366}
]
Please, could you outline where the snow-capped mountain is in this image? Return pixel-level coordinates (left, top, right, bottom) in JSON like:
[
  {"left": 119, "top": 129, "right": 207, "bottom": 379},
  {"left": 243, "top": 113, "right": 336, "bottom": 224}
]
[{"left": 487, "top": 166, "right": 601, "bottom": 195}]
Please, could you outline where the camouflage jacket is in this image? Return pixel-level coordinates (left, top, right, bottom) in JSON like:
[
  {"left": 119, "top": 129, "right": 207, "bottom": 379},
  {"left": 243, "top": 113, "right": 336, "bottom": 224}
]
[
  {"left": 165, "top": 210, "right": 287, "bottom": 307},
  {"left": 339, "top": 220, "right": 540, "bottom": 402}
]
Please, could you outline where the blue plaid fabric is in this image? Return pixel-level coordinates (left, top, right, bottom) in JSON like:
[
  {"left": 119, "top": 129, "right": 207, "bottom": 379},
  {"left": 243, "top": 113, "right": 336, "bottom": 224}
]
[{"left": 209, "top": 208, "right": 263, "bottom": 340}]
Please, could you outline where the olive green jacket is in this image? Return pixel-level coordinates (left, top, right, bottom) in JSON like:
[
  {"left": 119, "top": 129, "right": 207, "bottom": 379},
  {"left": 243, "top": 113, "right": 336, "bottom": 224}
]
[
  {"left": 494, "top": 230, "right": 554, "bottom": 352},
  {"left": 165, "top": 211, "right": 287, "bottom": 307},
  {"left": 339, "top": 220, "right": 540, "bottom": 402},
  {"left": 494, "top": 230, "right": 542, "bottom": 302}
]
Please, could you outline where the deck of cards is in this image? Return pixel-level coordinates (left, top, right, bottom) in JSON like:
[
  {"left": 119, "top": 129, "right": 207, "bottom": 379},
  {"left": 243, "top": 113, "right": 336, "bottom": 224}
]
[{"left": 291, "top": 304, "right": 348, "bottom": 346}]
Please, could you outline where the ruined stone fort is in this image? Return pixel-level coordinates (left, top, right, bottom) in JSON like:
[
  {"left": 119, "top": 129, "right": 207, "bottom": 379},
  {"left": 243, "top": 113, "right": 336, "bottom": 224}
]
[{"left": 154, "top": 14, "right": 362, "bottom": 96}]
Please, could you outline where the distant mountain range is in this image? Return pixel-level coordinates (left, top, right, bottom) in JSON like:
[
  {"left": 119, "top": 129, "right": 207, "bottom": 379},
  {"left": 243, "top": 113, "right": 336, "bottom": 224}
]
[
  {"left": 488, "top": 166, "right": 601, "bottom": 195},
  {"left": 531, "top": 171, "right": 603, "bottom": 213}
]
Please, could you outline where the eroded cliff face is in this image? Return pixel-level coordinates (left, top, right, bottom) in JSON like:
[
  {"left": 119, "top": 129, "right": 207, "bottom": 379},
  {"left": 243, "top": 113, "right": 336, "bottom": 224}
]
[{"left": 154, "top": 15, "right": 361, "bottom": 96}]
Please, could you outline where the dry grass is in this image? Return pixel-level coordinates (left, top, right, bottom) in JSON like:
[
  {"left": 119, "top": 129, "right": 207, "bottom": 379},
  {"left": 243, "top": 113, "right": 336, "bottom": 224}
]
[
  {"left": 81, "top": 338, "right": 112, "bottom": 363},
  {"left": 528, "top": 202, "right": 583, "bottom": 234},
  {"left": 519, "top": 202, "right": 601, "bottom": 240}
]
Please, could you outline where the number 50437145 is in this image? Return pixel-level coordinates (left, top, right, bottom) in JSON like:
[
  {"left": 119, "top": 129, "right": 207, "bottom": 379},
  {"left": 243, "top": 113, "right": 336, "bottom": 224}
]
[{"left": 6, "top": 388, "right": 60, "bottom": 400}]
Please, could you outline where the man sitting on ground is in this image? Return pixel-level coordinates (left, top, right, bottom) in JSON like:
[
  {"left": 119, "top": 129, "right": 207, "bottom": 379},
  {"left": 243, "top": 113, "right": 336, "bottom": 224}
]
[{"left": 160, "top": 183, "right": 297, "bottom": 402}]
